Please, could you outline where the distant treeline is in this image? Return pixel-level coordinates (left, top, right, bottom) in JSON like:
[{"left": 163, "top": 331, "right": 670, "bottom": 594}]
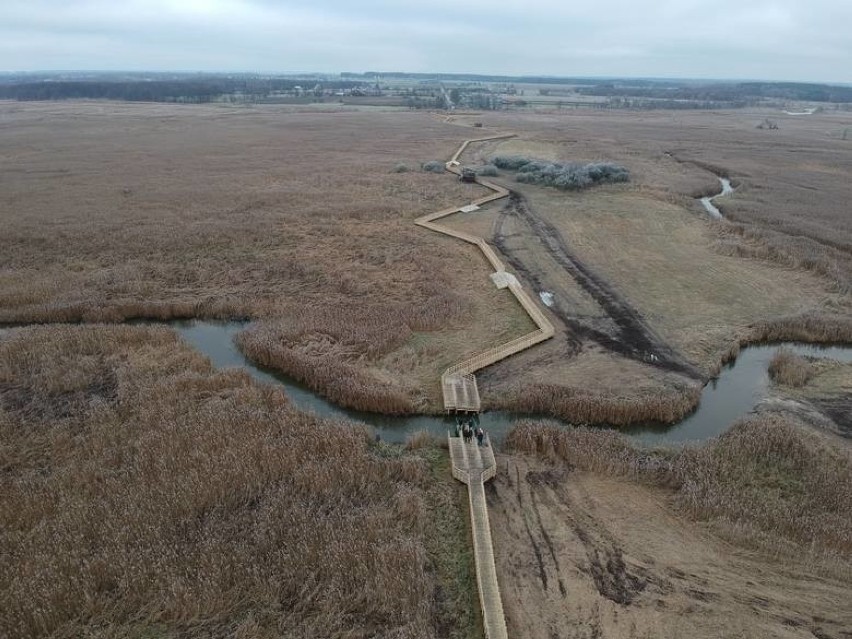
[
  {"left": 0, "top": 78, "right": 364, "bottom": 103},
  {"left": 342, "top": 71, "right": 603, "bottom": 85},
  {"left": 579, "top": 81, "right": 852, "bottom": 103}
]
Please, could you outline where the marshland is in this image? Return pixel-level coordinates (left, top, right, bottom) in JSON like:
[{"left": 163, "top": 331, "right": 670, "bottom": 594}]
[{"left": 2, "top": 98, "right": 851, "bottom": 638}]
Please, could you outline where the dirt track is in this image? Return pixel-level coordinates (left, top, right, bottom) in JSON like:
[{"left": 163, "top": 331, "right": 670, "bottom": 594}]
[
  {"left": 493, "top": 191, "right": 702, "bottom": 380},
  {"left": 489, "top": 455, "right": 852, "bottom": 639}
]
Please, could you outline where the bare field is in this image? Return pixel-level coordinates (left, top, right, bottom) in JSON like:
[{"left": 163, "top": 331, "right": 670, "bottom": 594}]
[{"left": 492, "top": 413, "right": 852, "bottom": 638}]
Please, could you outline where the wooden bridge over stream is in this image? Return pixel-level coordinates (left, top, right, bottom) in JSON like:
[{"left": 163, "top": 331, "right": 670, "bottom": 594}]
[{"left": 415, "top": 134, "right": 556, "bottom": 639}]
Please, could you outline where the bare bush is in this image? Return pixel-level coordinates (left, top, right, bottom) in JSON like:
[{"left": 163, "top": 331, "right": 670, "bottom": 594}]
[
  {"left": 491, "top": 155, "right": 533, "bottom": 170},
  {"left": 393, "top": 163, "right": 410, "bottom": 173},
  {"left": 475, "top": 164, "right": 499, "bottom": 176},
  {"left": 491, "top": 155, "right": 629, "bottom": 190},
  {"left": 506, "top": 413, "right": 852, "bottom": 558}
]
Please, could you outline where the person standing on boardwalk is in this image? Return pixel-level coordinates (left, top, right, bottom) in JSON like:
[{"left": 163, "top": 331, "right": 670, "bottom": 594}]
[{"left": 475, "top": 427, "right": 484, "bottom": 447}]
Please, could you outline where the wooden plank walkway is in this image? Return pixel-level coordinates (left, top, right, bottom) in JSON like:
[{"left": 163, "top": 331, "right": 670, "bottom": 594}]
[
  {"left": 414, "top": 134, "right": 556, "bottom": 413},
  {"left": 449, "top": 434, "right": 505, "bottom": 639},
  {"left": 417, "top": 134, "right": 559, "bottom": 639}
]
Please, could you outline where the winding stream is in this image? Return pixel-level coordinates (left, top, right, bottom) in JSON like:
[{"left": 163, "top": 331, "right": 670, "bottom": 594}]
[
  {"left": 699, "top": 177, "right": 734, "bottom": 219},
  {"left": 169, "top": 321, "right": 851, "bottom": 447}
]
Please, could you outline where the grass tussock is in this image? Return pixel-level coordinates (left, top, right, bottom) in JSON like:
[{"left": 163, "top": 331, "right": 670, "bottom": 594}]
[
  {"left": 493, "top": 383, "right": 702, "bottom": 426},
  {"left": 506, "top": 414, "right": 852, "bottom": 559},
  {"left": 0, "top": 325, "right": 472, "bottom": 639},
  {"left": 768, "top": 348, "right": 817, "bottom": 387},
  {"left": 405, "top": 429, "right": 439, "bottom": 450}
]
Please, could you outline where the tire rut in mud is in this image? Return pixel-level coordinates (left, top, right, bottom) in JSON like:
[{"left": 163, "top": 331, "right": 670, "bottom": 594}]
[{"left": 494, "top": 191, "right": 702, "bottom": 379}]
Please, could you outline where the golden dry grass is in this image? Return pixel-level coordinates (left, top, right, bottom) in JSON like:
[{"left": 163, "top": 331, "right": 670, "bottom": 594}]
[
  {"left": 505, "top": 413, "right": 852, "bottom": 560},
  {"left": 0, "top": 324, "right": 476, "bottom": 638}
]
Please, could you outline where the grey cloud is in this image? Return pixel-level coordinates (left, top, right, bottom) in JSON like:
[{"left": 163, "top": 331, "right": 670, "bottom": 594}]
[{"left": 1, "top": 0, "right": 849, "bottom": 82}]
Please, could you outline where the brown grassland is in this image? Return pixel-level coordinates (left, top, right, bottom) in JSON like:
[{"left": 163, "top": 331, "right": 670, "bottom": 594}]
[
  {"left": 2, "top": 101, "right": 852, "bottom": 637},
  {"left": 0, "top": 101, "right": 531, "bottom": 412},
  {"left": 2, "top": 103, "right": 850, "bottom": 421},
  {"left": 0, "top": 324, "right": 479, "bottom": 638},
  {"left": 446, "top": 109, "right": 851, "bottom": 423}
]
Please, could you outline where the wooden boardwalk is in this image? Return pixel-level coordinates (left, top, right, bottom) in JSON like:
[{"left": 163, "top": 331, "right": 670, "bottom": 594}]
[
  {"left": 414, "top": 135, "right": 556, "bottom": 413},
  {"left": 416, "top": 134, "right": 558, "bottom": 639},
  {"left": 448, "top": 434, "right": 505, "bottom": 639}
]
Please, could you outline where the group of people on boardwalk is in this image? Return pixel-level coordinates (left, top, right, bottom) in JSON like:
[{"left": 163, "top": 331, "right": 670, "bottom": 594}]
[{"left": 457, "top": 418, "right": 486, "bottom": 446}]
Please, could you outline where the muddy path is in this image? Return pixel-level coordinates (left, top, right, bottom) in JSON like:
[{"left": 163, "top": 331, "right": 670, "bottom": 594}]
[{"left": 493, "top": 191, "right": 703, "bottom": 380}]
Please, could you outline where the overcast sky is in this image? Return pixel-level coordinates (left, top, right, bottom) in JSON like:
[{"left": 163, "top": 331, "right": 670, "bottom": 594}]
[{"left": 2, "top": 0, "right": 850, "bottom": 83}]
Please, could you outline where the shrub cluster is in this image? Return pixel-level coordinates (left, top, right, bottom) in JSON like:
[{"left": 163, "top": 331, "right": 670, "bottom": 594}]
[{"left": 491, "top": 155, "right": 629, "bottom": 190}]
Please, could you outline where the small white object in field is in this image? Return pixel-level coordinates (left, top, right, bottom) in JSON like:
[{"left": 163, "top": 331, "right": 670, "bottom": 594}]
[{"left": 539, "top": 291, "right": 555, "bottom": 307}]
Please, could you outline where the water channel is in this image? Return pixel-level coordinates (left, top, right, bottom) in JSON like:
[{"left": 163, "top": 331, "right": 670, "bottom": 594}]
[
  {"left": 169, "top": 320, "right": 852, "bottom": 448},
  {"left": 699, "top": 177, "right": 734, "bottom": 219}
]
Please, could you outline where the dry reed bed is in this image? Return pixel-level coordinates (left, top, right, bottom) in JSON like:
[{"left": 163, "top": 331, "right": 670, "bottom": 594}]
[
  {"left": 0, "top": 105, "right": 474, "bottom": 326},
  {"left": 491, "top": 382, "right": 701, "bottom": 426},
  {"left": 714, "top": 222, "right": 852, "bottom": 293},
  {"left": 505, "top": 415, "right": 852, "bottom": 561},
  {"left": 234, "top": 305, "right": 455, "bottom": 414},
  {"left": 768, "top": 348, "right": 818, "bottom": 387},
  {"left": 0, "top": 324, "right": 461, "bottom": 638},
  {"left": 0, "top": 103, "right": 511, "bottom": 414},
  {"left": 712, "top": 312, "right": 852, "bottom": 376}
]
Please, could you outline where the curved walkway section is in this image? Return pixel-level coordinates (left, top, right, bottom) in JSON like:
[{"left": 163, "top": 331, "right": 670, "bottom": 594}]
[{"left": 414, "top": 135, "right": 556, "bottom": 413}]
